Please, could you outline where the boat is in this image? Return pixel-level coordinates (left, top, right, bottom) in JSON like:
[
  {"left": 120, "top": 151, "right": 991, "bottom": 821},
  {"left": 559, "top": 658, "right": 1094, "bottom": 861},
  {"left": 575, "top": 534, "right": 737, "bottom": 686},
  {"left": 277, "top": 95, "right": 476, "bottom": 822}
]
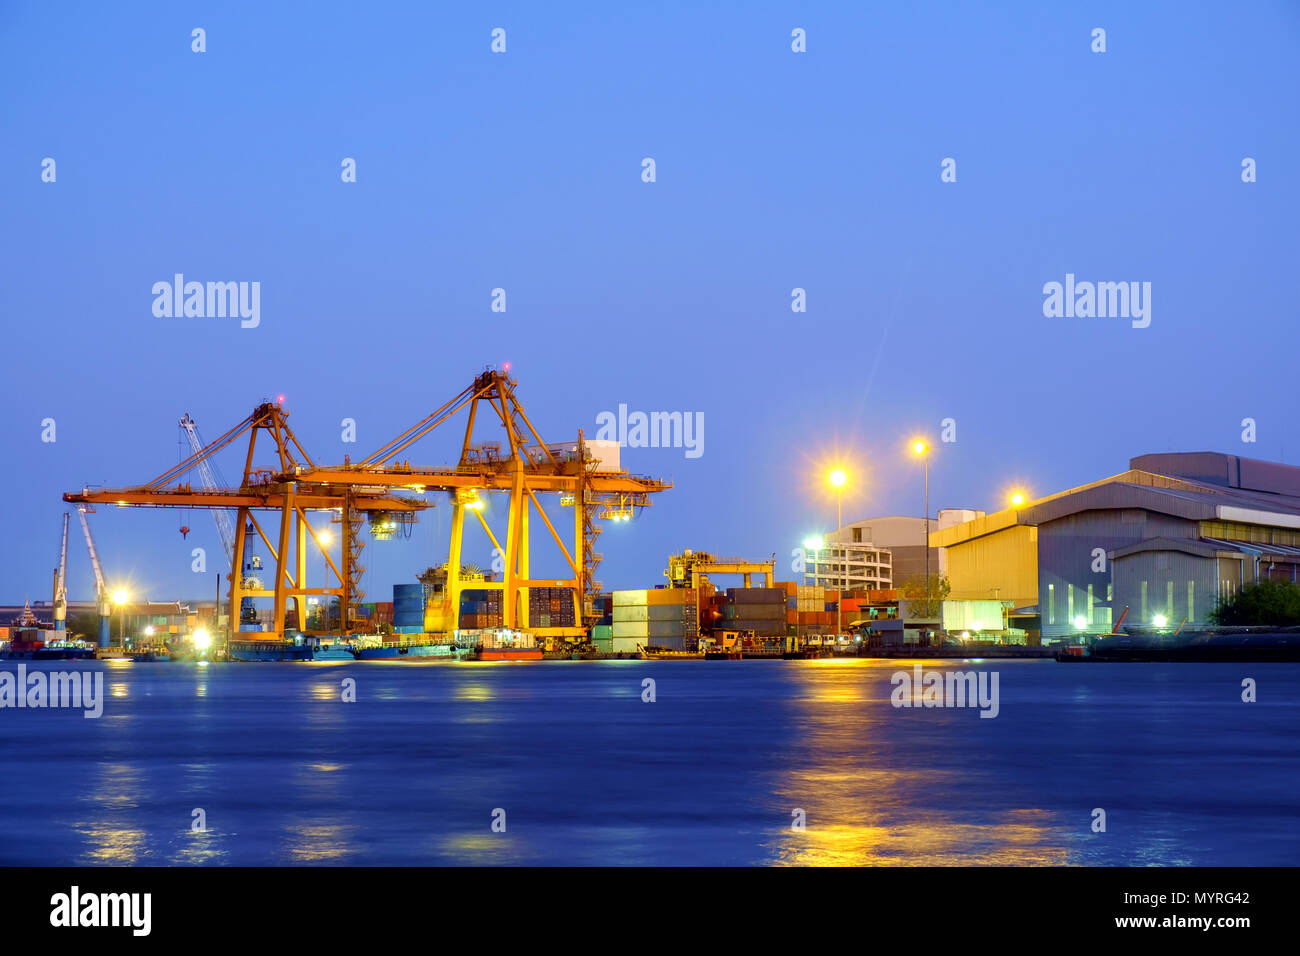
[
  {"left": 1, "top": 628, "right": 95, "bottom": 660},
  {"left": 228, "top": 640, "right": 314, "bottom": 662},
  {"left": 355, "top": 641, "right": 468, "bottom": 660},
  {"left": 478, "top": 645, "right": 543, "bottom": 661},
  {"left": 310, "top": 639, "right": 357, "bottom": 661},
  {"left": 1059, "top": 628, "right": 1300, "bottom": 662},
  {"left": 1055, "top": 644, "right": 1091, "bottom": 662},
  {"left": 640, "top": 644, "right": 703, "bottom": 660},
  {"left": 471, "top": 628, "right": 542, "bottom": 661}
]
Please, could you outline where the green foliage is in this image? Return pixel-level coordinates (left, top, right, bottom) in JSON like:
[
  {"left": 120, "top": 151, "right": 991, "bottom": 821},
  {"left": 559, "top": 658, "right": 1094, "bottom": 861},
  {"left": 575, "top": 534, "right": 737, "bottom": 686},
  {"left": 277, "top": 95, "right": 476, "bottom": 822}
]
[
  {"left": 1209, "top": 579, "right": 1300, "bottom": 626},
  {"left": 898, "top": 573, "right": 951, "bottom": 618},
  {"left": 65, "top": 610, "right": 101, "bottom": 641}
]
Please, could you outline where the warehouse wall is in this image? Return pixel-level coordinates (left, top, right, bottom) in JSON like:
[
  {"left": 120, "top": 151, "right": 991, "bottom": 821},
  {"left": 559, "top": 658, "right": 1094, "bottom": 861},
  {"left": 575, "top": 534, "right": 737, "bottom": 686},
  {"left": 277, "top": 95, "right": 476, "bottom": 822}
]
[
  {"left": 943, "top": 525, "right": 1038, "bottom": 607},
  {"left": 1037, "top": 510, "right": 1195, "bottom": 638},
  {"left": 1111, "top": 550, "right": 1223, "bottom": 628}
]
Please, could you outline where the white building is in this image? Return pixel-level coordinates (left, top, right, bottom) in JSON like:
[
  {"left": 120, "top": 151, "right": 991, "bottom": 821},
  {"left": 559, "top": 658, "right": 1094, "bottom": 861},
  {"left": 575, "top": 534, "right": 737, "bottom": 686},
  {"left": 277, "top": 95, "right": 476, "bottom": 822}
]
[{"left": 805, "top": 541, "right": 891, "bottom": 590}]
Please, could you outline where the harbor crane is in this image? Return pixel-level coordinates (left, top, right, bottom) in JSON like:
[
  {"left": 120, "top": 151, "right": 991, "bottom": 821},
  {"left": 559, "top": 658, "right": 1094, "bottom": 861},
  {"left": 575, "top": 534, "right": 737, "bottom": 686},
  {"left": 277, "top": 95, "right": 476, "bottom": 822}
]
[
  {"left": 288, "top": 368, "right": 671, "bottom": 642},
  {"left": 665, "top": 550, "right": 775, "bottom": 590},
  {"left": 74, "top": 504, "right": 112, "bottom": 647},
  {"left": 66, "top": 401, "right": 426, "bottom": 644},
  {"left": 64, "top": 372, "right": 669, "bottom": 646},
  {"left": 52, "top": 512, "right": 69, "bottom": 631},
  {"left": 180, "top": 413, "right": 262, "bottom": 627}
]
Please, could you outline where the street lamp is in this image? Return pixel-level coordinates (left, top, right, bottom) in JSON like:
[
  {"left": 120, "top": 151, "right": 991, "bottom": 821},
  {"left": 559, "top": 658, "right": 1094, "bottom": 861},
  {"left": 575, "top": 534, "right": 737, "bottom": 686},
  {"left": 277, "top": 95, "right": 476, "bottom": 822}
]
[
  {"left": 827, "top": 469, "right": 847, "bottom": 635},
  {"left": 1009, "top": 491, "right": 1026, "bottom": 508},
  {"left": 803, "top": 536, "right": 823, "bottom": 588},
  {"left": 112, "top": 588, "right": 129, "bottom": 646},
  {"left": 911, "top": 439, "right": 932, "bottom": 634}
]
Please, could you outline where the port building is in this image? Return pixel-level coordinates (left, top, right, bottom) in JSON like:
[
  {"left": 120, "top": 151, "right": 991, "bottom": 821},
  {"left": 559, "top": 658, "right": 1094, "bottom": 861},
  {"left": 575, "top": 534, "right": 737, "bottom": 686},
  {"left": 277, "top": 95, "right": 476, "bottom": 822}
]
[{"left": 932, "top": 452, "right": 1300, "bottom": 641}]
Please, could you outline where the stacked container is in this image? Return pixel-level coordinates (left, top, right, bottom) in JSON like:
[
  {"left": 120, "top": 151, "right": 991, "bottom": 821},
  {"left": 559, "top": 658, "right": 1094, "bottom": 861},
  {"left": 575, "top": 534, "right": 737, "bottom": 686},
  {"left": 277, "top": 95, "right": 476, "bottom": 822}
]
[
  {"left": 527, "top": 586, "right": 576, "bottom": 628},
  {"left": 722, "top": 587, "right": 786, "bottom": 636},
  {"left": 590, "top": 623, "right": 613, "bottom": 655},
  {"left": 612, "top": 588, "right": 699, "bottom": 652},
  {"left": 393, "top": 583, "right": 425, "bottom": 634},
  {"left": 790, "top": 584, "right": 844, "bottom": 635},
  {"left": 459, "top": 588, "right": 503, "bottom": 629}
]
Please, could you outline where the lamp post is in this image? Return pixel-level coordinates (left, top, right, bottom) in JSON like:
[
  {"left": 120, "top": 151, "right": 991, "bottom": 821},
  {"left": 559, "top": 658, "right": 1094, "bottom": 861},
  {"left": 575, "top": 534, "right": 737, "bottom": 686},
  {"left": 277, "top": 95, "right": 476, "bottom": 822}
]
[
  {"left": 912, "top": 440, "right": 932, "bottom": 641},
  {"left": 828, "top": 469, "right": 847, "bottom": 636},
  {"left": 112, "top": 588, "right": 129, "bottom": 647}
]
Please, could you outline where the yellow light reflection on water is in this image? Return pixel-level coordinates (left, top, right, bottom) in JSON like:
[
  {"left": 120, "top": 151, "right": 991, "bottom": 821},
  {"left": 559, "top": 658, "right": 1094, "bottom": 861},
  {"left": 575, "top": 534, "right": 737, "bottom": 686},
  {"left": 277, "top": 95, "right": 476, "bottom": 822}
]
[
  {"left": 285, "top": 822, "right": 357, "bottom": 863},
  {"left": 455, "top": 683, "right": 494, "bottom": 702},
  {"left": 76, "top": 762, "right": 148, "bottom": 864},
  {"left": 766, "top": 659, "right": 1073, "bottom": 866}
]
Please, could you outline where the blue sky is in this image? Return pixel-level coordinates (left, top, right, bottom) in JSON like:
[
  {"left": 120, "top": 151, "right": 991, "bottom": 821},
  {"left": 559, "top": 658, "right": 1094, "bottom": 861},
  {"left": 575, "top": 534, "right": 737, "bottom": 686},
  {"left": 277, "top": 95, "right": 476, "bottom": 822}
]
[{"left": 2, "top": 1, "right": 1297, "bottom": 605}]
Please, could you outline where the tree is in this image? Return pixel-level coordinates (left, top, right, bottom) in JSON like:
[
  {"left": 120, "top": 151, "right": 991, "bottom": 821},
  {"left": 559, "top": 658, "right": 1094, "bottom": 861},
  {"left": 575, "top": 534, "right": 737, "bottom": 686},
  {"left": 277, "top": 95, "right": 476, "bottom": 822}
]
[
  {"left": 66, "top": 610, "right": 101, "bottom": 642},
  {"left": 898, "top": 573, "right": 950, "bottom": 619},
  {"left": 1209, "top": 579, "right": 1300, "bottom": 626}
]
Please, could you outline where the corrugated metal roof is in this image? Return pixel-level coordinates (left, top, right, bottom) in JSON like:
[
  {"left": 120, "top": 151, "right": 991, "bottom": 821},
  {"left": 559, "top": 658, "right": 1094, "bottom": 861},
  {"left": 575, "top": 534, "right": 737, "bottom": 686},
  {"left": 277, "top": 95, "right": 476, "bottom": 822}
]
[
  {"left": 935, "top": 466, "right": 1300, "bottom": 548},
  {"left": 1201, "top": 537, "right": 1300, "bottom": 558}
]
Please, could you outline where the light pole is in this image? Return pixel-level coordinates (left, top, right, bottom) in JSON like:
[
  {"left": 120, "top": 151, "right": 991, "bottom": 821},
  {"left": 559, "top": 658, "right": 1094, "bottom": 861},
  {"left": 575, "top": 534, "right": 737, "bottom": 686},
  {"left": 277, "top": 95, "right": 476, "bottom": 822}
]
[
  {"left": 112, "top": 588, "right": 129, "bottom": 647},
  {"left": 828, "top": 469, "right": 847, "bottom": 636},
  {"left": 912, "top": 440, "right": 932, "bottom": 640}
]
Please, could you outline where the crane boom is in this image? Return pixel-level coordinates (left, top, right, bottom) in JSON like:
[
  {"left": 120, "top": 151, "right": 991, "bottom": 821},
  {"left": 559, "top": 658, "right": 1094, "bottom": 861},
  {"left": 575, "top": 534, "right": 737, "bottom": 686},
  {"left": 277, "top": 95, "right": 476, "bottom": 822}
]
[
  {"left": 179, "top": 413, "right": 238, "bottom": 563},
  {"left": 76, "top": 505, "right": 107, "bottom": 597},
  {"left": 54, "top": 512, "right": 70, "bottom": 628}
]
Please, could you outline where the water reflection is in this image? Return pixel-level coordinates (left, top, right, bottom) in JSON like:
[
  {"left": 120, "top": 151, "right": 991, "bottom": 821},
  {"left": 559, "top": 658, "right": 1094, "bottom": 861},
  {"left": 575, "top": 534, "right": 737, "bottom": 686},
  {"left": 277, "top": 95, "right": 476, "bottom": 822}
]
[
  {"left": 75, "top": 762, "right": 147, "bottom": 864},
  {"left": 768, "top": 661, "right": 1072, "bottom": 866},
  {"left": 285, "top": 821, "right": 357, "bottom": 862}
]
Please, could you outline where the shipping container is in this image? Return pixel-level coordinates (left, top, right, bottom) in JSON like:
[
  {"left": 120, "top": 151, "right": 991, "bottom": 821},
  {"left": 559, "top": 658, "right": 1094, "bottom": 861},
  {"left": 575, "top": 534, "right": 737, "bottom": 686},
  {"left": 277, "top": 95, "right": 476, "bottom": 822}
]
[
  {"left": 726, "top": 587, "right": 785, "bottom": 604},
  {"left": 723, "top": 603, "right": 784, "bottom": 620}
]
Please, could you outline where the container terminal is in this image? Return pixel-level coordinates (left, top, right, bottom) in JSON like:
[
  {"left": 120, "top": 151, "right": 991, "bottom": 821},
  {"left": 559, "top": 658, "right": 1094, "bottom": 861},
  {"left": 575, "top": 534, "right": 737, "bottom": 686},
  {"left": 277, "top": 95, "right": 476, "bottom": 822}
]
[{"left": 4, "top": 369, "right": 1300, "bottom": 663}]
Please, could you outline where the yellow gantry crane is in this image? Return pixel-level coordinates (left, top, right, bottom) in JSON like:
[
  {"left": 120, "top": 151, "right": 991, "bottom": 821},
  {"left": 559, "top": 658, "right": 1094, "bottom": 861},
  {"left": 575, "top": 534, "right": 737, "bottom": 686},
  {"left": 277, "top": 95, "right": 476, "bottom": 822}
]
[
  {"left": 62, "top": 371, "right": 670, "bottom": 645},
  {"left": 665, "top": 550, "right": 775, "bottom": 591},
  {"left": 65, "top": 401, "right": 425, "bottom": 643},
  {"left": 291, "top": 368, "right": 671, "bottom": 642}
]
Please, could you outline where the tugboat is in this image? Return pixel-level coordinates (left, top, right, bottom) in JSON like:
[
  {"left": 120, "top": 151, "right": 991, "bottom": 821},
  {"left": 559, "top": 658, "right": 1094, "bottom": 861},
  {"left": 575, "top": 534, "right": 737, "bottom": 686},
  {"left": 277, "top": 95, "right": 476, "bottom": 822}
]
[
  {"left": 474, "top": 628, "right": 542, "bottom": 661},
  {"left": 1, "top": 602, "right": 94, "bottom": 660},
  {"left": 310, "top": 637, "right": 357, "bottom": 661},
  {"left": 353, "top": 634, "right": 467, "bottom": 660}
]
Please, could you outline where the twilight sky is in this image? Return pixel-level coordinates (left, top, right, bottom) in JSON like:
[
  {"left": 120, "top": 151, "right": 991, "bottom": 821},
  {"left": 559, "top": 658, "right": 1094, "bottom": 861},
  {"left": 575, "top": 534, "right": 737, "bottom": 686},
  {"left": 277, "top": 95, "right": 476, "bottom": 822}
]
[{"left": 2, "top": 1, "right": 1297, "bottom": 605}]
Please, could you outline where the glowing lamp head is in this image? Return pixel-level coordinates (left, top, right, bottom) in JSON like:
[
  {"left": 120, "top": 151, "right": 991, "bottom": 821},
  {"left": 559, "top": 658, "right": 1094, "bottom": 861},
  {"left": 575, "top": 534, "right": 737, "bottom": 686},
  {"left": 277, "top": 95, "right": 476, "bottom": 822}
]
[
  {"left": 318, "top": 529, "right": 333, "bottom": 546},
  {"left": 803, "top": 536, "right": 823, "bottom": 551},
  {"left": 1153, "top": 614, "right": 1168, "bottom": 628},
  {"left": 145, "top": 626, "right": 155, "bottom": 636},
  {"left": 1073, "top": 615, "right": 1088, "bottom": 631},
  {"left": 912, "top": 440, "right": 928, "bottom": 456},
  {"left": 112, "top": 589, "right": 129, "bottom": 606},
  {"left": 192, "top": 629, "right": 211, "bottom": 651},
  {"left": 1009, "top": 492, "right": 1026, "bottom": 508},
  {"left": 828, "top": 469, "right": 847, "bottom": 489},
  {"left": 276, "top": 393, "right": 286, "bottom": 405}
]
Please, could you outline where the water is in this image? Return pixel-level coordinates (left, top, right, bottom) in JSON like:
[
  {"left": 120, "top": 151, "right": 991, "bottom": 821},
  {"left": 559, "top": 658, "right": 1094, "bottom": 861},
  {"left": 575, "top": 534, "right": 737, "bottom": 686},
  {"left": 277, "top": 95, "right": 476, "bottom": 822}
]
[{"left": 1, "top": 658, "right": 1296, "bottom": 865}]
